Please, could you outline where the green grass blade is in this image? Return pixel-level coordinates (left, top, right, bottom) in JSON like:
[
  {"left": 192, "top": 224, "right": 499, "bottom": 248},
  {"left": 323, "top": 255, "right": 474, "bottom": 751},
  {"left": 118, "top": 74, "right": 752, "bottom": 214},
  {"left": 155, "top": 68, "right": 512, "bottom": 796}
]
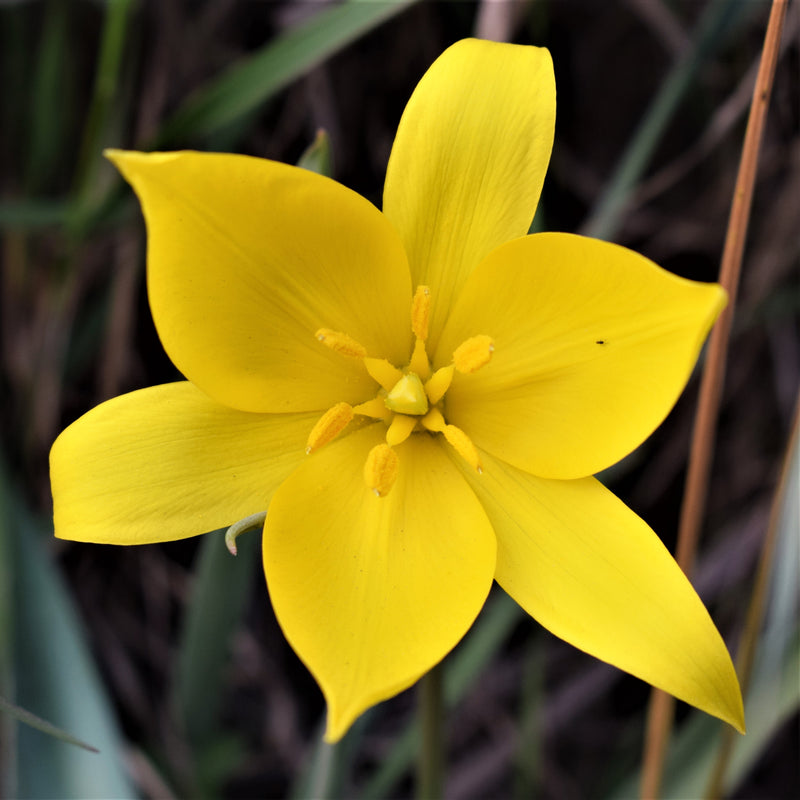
[
  {"left": 0, "top": 696, "right": 98, "bottom": 754},
  {"left": 72, "top": 0, "right": 134, "bottom": 216},
  {"left": 5, "top": 472, "right": 135, "bottom": 798},
  {"left": 26, "top": 0, "right": 70, "bottom": 193},
  {"left": 0, "top": 200, "right": 71, "bottom": 230},
  {"left": 582, "top": 0, "right": 757, "bottom": 242},
  {"left": 359, "top": 591, "right": 522, "bottom": 800},
  {"left": 173, "top": 529, "right": 258, "bottom": 749},
  {"left": 155, "top": 0, "right": 418, "bottom": 145}
]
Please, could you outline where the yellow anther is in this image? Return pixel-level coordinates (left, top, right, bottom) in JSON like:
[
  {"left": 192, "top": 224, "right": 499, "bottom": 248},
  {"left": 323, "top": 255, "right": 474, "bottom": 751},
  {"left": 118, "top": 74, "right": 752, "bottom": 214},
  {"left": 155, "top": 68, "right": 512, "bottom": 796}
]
[
  {"left": 364, "top": 443, "right": 399, "bottom": 497},
  {"left": 385, "top": 373, "right": 428, "bottom": 416},
  {"left": 443, "top": 424, "right": 482, "bottom": 473},
  {"left": 306, "top": 402, "right": 354, "bottom": 453},
  {"left": 408, "top": 337, "right": 431, "bottom": 380},
  {"left": 386, "top": 414, "right": 417, "bottom": 446},
  {"left": 411, "top": 285, "right": 431, "bottom": 342},
  {"left": 424, "top": 365, "right": 455, "bottom": 405},
  {"left": 453, "top": 335, "right": 495, "bottom": 374},
  {"left": 421, "top": 407, "right": 446, "bottom": 433},
  {"left": 315, "top": 328, "right": 367, "bottom": 359},
  {"left": 364, "top": 357, "right": 403, "bottom": 392},
  {"left": 353, "top": 397, "right": 391, "bottom": 421}
]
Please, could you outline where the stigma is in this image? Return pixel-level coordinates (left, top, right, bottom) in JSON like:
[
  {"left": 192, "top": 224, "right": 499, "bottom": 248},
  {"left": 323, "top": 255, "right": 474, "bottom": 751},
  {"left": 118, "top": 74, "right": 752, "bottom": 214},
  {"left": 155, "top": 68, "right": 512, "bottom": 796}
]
[{"left": 309, "top": 286, "right": 494, "bottom": 495}]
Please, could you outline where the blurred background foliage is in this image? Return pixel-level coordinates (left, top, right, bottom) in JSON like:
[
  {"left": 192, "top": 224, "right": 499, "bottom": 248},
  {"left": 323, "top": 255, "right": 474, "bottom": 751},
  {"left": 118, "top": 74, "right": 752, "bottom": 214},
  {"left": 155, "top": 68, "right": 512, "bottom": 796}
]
[{"left": 0, "top": 0, "right": 798, "bottom": 798}]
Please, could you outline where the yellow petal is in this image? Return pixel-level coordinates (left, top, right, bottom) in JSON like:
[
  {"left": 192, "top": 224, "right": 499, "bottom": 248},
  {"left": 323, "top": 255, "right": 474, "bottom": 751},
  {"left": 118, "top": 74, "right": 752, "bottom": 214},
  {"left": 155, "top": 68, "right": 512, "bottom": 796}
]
[
  {"left": 50, "top": 382, "right": 316, "bottom": 544},
  {"left": 438, "top": 233, "right": 726, "bottom": 479},
  {"left": 262, "top": 426, "right": 496, "bottom": 741},
  {"left": 383, "top": 39, "right": 555, "bottom": 351},
  {"left": 108, "top": 150, "right": 412, "bottom": 413},
  {"left": 449, "top": 448, "right": 744, "bottom": 732}
]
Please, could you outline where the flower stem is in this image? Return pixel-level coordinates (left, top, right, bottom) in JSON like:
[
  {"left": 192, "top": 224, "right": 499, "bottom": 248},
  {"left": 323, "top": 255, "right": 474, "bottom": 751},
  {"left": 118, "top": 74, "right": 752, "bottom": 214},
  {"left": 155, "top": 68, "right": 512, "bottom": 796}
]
[
  {"left": 417, "top": 663, "right": 444, "bottom": 800},
  {"left": 639, "top": 2, "right": 789, "bottom": 797}
]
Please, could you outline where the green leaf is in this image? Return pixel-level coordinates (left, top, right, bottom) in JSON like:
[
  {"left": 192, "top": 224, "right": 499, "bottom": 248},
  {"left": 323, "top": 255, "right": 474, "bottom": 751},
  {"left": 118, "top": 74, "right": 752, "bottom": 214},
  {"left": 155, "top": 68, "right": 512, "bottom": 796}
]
[
  {"left": 582, "top": 0, "right": 758, "bottom": 241},
  {"left": 0, "top": 696, "right": 98, "bottom": 753},
  {"left": 27, "top": 0, "right": 71, "bottom": 193},
  {"left": 5, "top": 463, "right": 135, "bottom": 799},
  {"left": 0, "top": 200, "right": 71, "bottom": 230},
  {"left": 173, "top": 528, "right": 258, "bottom": 753},
  {"left": 359, "top": 590, "right": 523, "bottom": 800},
  {"left": 156, "top": 0, "right": 417, "bottom": 145}
]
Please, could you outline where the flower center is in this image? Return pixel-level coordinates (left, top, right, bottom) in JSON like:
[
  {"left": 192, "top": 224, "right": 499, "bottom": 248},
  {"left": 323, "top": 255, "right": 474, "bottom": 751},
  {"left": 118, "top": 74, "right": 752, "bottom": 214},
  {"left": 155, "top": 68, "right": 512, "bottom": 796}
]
[{"left": 308, "top": 286, "right": 494, "bottom": 496}]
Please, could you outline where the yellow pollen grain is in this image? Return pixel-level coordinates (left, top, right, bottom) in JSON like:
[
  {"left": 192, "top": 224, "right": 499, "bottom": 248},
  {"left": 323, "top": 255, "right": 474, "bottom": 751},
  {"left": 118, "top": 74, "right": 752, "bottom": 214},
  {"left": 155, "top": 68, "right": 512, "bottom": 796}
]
[
  {"left": 443, "top": 424, "right": 482, "bottom": 473},
  {"left": 411, "top": 285, "right": 431, "bottom": 342},
  {"left": 364, "top": 443, "right": 399, "bottom": 497},
  {"left": 364, "top": 357, "right": 403, "bottom": 392},
  {"left": 306, "top": 402, "right": 354, "bottom": 453},
  {"left": 453, "top": 335, "right": 495, "bottom": 374},
  {"left": 315, "top": 328, "right": 367, "bottom": 359},
  {"left": 386, "top": 414, "right": 417, "bottom": 446},
  {"left": 424, "top": 365, "right": 455, "bottom": 405}
]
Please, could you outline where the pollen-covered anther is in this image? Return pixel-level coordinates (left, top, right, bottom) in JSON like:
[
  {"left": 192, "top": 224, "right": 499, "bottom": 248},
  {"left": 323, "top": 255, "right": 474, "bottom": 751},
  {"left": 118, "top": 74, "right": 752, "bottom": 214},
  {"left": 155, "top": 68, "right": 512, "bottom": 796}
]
[
  {"left": 315, "top": 328, "right": 367, "bottom": 359},
  {"left": 364, "top": 443, "right": 399, "bottom": 497},
  {"left": 306, "top": 402, "right": 354, "bottom": 454},
  {"left": 443, "top": 424, "right": 482, "bottom": 473},
  {"left": 411, "top": 285, "right": 431, "bottom": 342},
  {"left": 453, "top": 335, "right": 495, "bottom": 374}
]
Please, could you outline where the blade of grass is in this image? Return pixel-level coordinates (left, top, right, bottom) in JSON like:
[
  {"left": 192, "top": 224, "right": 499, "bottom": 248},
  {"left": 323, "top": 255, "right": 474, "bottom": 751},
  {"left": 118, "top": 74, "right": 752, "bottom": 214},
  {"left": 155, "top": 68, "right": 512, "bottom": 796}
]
[
  {"left": 0, "top": 696, "right": 98, "bottom": 754},
  {"left": 26, "top": 0, "right": 70, "bottom": 194},
  {"left": 155, "top": 0, "right": 418, "bottom": 146},
  {"left": 173, "top": 529, "right": 259, "bottom": 752},
  {"left": 581, "top": 0, "right": 755, "bottom": 242},
  {"left": 705, "top": 395, "right": 799, "bottom": 798},
  {"left": 71, "top": 0, "right": 133, "bottom": 222},
  {"left": 359, "top": 591, "right": 522, "bottom": 800},
  {"left": 0, "top": 200, "right": 71, "bottom": 230},
  {"left": 640, "top": 2, "right": 790, "bottom": 796},
  {"left": 608, "top": 634, "right": 800, "bottom": 800},
  {"left": 3, "top": 460, "right": 135, "bottom": 798}
]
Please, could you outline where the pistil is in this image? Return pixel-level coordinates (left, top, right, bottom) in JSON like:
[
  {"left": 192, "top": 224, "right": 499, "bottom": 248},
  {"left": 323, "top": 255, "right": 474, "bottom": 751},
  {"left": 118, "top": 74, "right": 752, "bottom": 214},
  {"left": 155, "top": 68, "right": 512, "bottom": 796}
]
[{"left": 309, "top": 285, "right": 494, "bottom": 495}]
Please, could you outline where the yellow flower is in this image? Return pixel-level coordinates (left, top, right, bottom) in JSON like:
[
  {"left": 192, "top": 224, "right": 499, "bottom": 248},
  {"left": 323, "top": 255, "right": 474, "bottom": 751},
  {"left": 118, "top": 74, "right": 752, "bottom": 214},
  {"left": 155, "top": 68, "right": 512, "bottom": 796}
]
[{"left": 50, "top": 39, "right": 744, "bottom": 742}]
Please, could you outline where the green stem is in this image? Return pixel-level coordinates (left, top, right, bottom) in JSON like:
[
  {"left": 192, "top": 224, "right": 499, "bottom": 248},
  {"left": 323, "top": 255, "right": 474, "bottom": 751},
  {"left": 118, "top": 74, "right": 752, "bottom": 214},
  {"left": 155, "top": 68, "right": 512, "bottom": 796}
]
[{"left": 417, "top": 663, "right": 444, "bottom": 800}]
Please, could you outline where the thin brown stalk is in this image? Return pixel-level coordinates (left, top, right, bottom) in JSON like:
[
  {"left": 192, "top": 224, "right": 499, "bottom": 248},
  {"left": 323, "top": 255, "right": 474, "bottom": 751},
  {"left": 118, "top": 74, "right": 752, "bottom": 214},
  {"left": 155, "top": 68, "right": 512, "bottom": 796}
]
[{"left": 639, "top": 1, "right": 789, "bottom": 798}]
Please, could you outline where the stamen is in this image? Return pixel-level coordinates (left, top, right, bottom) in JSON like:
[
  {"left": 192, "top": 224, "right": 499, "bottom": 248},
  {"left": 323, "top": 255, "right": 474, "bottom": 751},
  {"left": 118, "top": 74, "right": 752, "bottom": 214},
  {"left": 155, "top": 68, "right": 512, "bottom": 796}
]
[
  {"left": 306, "top": 402, "right": 354, "bottom": 453},
  {"left": 421, "top": 407, "right": 446, "bottom": 433},
  {"left": 453, "top": 335, "right": 495, "bottom": 374},
  {"left": 386, "top": 414, "right": 417, "bottom": 446},
  {"left": 364, "top": 443, "right": 399, "bottom": 497},
  {"left": 353, "top": 397, "right": 391, "bottom": 421},
  {"left": 364, "top": 357, "right": 403, "bottom": 392},
  {"left": 385, "top": 373, "right": 428, "bottom": 415},
  {"left": 315, "top": 328, "right": 368, "bottom": 359},
  {"left": 442, "top": 424, "right": 483, "bottom": 473},
  {"left": 411, "top": 285, "right": 431, "bottom": 342},
  {"left": 424, "top": 365, "right": 455, "bottom": 405},
  {"left": 408, "top": 337, "right": 431, "bottom": 380}
]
